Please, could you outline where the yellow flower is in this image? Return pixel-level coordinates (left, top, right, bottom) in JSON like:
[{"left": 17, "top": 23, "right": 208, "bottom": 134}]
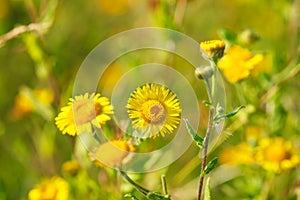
[
  {"left": 200, "top": 40, "right": 225, "bottom": 60},
  {"left": 219, "top": 142, "right": 254, "bottom": 165},
  {"left": 255, "top": 137, "right": 300, "bottom": 173},
  {"left": 62, "top": 160, "right": 81, "bottom": 176},
  {"left": 11, "top": 88, "right": 54, "bottom": 120},
  {"left": 218, "top": 45, "right": 264, "bottom": 83},
  {"left": 28, "top": 176, "right": 69, "bottom": 200},
  {"left": 127, "top": 83, "right": 181, "bottom": 138},
  {"left": 96, "top": 0, "right": 129, "bottom": 14},
  {"left": 55, "top": 93, "right": 113, "bottom": 136},
  {"left": 89, "top": 140, "right": 135, "bottom": 168},
  {"left": 245, "top": 126, "right": 263, "bottom": 141},
  {"left": 33, "top": 88, "right": 55, "bottom": 106}
]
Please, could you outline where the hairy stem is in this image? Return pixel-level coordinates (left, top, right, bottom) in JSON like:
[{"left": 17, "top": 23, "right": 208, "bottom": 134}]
[
  {"left": 197, "top": 106, "right": 214, "bottom": 200},
  {"left": 198, "top": 61, "right": 217, "bottom": 200}
]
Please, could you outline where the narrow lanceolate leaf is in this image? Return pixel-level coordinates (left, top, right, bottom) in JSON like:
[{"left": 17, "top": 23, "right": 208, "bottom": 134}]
[
  {"left": 204, "top": 177, "right": 211, "bottom": 200},
  {"left": 203, "top": 157, "right": 218, "bottom": 175},
  {"left": 183, "top": 118, "right": 204, "bottom": 149},
  {"left": 213, "top": 105, "right": 245, "bottom": 122}
]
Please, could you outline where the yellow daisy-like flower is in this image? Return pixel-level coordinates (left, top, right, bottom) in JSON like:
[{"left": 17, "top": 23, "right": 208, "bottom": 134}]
[
  {"left": 200, "top": 40, "right": 225, "bottom": 60},
  {"left": 55, "top": 93, "right": 113, "bottom": 136},
  {"left": 219, "top": 142, "right": 254, "bottom": 165},
  {"left": 89, "top": 140, "right": 135, "bottom": 168},
  {"left": 28, "top": 176, "right": 69, "bottom": 200},
  {"left": 255, "top": 137, "right": 300, "bottom": 173},
  {"left": 218, "top": 45, "right": 264, "bottom": 83},
  {"left": 127, "top": 83, "right": 181, "bottom": 138}
]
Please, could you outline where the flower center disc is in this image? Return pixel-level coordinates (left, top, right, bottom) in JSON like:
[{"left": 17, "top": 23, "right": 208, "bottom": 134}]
[
  {"left": 141, "top": 100, "right": 166, "bottom": 124},
  {"left": 264, "top": 145, "right": 290, "bottom": 162}
]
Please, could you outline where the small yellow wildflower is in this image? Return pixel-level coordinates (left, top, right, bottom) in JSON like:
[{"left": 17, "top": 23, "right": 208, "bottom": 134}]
[
  {"left": 218, "top": 45, "right": 264, "bottom": 83},
  {"left": 55, "top": 93, "right": 113, "bottom": 136},
  {"left": 89, "top": 140, "right": 135, "bottom": 168},
  {"left": 255, "top": 137, "right": 300, "bottom": 173},
  {"left": 219, "top": 142, "right": 254, "bottom": 165},
  {"left": 127, "top": 83, "right": 181, "bottom": 138},
  {"left": 62, "top": 160, "right": 81, "bottom": 176},
  {"left": 200, "top": 40, "right": 225, "bottom": 60},
  {"left": 96, "top": 0, "right": 128, "bottom": 14},
  {"left": 11, "top": 88, "right": 54, "bottom": 120},
  {"left": 28, "top": 176, "right": 69, "bottom": 200},
  {"left": 245, "top": 126, "right": 263, "bottom": 141}
]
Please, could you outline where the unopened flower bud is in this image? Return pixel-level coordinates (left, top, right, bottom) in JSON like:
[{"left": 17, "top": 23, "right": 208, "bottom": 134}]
[
  {"left": 200, "top": 40, "right": 225, "bottom": 60},
  {"left": 238, "top": 29, "right": 259, "bottom": 45},
  {"left": 195, "top": 66, "right": 213, "bottom": 80}
]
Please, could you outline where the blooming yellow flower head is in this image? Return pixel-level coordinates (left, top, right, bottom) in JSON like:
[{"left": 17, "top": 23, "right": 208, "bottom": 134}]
[
  {"left": 89, "top": 140, "right": 135, "bottom": 168},
  {"left": 28, "top": 176, "right": 69, "bottom": 200},
  {"left": 255, "top": 137, "right": 300, "bottom": 173},
  {"left": 55, "top": 93, "right": 113, "bottom": 136},
  {"left": 200, "top": 40, "right": 225, "bottom": 60},
  {"left": 219, "top": 142, "right": 254, "bottom": 165},
  {"left": 127, "top": 83, "right": 181, "bottom": 138},
  {"left": 218, "top": 45, "right": 264, "bottom": 83}
]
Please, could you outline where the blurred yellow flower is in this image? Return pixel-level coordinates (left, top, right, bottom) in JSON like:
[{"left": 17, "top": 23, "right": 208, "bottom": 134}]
[
  {"left": 200, "top": 40, "right": 225, "bottom": 60},
  {"left": 89, "top": 140, "right": 135, "bottom": 167},
  {"left": 55, "top": 93, "right": 113, "bottom": 136},
  {"left": 218, "top": 45, "right": 264, "bottom": 83},
  {"left": 96, "top": 0, "right": 129, "bottom": 14},
  {"left": 245, "top": 126, "right": 263, "bottom": 141},
  {"left": 62, "top": 160, "right": 81, "bottom": 176},
  {"left": 28, "top": 176, "right": 69, "bottom": 200},
  {"left": 255, "top": 137, "right": 300, "bottom": 173},
  {"left": 127, "top": 83, "right": 181, "bottom": 138},
  {"left": 11, "top": 88, "right": 54, "bottom": 120},
  {"left": 219, "top": 142, "right": 254, "bottom": 165}
]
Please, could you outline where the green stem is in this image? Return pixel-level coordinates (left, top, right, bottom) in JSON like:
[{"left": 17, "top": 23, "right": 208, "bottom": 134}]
[
  {"left": 198, "top": 61, "right": 216, "bottom": 200},
  {"left": 120, "top": 170, "right": 150, "bottom": 196},
  {"left": 197, "top": 107, "right": 214, "bottom": 200},
  {"left": 161, "top": 175, "right": 168, "bottom": 195}
]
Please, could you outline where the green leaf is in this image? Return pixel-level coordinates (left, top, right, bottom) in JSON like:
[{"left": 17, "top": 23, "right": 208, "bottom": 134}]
[
  {"left": 204, "top": 177, "right": 211, "bottom": 200},
  {"left": 203, "top": 157, "right": 218, "bottom": 175},
  {"left": 147, "top": 192, "right": 167, "bottom": 200},
  {"left": 183, "top": 118, "right": 204, "bottom": 148},
  {"left": 202, "top": 100, "right": 212, "bottom": 107},
  {"left": 124, "top": 193, "right": 139, "bottom": 200},
  {"left": 213, "top": 105, "right": 245, "bottom": 122},
  {"left": 218, "top": 28, "right": 237, "bottom": 43}
]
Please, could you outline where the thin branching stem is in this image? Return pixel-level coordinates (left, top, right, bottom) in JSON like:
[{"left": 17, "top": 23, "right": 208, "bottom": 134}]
[
  {"left": 0, "top": 22, "right": 50, "bottom": 48},
  {"left": 198, "top": 61, "right": 217, "bottom": 200},
  {"left": 197, "top": 106, "right": 214, "bottom": 200},
  {"left": 119, "top": 170, "right": 150, "bottom": 196}
]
